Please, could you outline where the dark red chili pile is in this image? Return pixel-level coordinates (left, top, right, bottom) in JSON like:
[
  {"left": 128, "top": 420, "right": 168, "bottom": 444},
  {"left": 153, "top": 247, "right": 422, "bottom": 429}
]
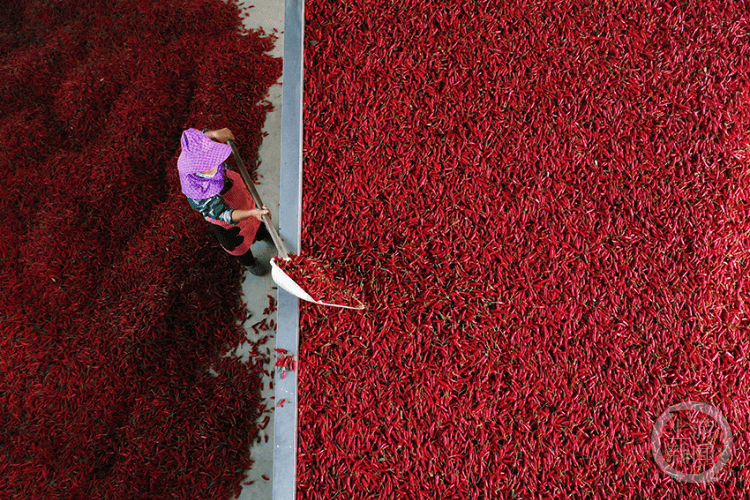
[
  {"left": 299, "top": 0, "right": 750, "bottom": 498},
  {"left": 0, "top": 1, "right": 280, "bottom": 498}
]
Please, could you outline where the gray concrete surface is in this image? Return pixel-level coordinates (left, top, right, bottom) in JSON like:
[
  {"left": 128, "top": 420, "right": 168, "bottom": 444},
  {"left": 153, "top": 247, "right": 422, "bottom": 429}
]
[{"left": 231, "top": 1, "right": 285, "bottom": 498}]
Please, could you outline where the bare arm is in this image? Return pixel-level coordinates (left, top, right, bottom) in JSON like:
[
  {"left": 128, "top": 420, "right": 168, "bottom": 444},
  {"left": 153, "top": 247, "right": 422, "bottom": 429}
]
[
  {"left": 231, "top": 206, "right": 270, "bottom": 223},
  {"left": 205, "top": 128, "right": 235, "bottom": 143}
]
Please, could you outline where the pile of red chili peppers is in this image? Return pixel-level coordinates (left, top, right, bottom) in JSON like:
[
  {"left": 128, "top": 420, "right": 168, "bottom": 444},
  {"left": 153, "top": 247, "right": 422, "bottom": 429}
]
[
  {"left": 299, "top": 0, "right": 750, "bottom": 498},
  {"left": 275, "top": 254, "right": 363, "bottom": 307},
  {"left": 0, "top": 1, "right": 280, "bottom": 498}
]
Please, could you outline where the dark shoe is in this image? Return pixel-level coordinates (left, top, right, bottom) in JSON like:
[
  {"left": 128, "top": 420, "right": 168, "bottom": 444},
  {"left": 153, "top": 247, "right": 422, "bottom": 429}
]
[
  {"left": 255, "top": 225, "right": 274, "bottom": 244},
  {"left": 246, "top": 260, "right": 269, "bottom": 276},
  {"left": 261, "top": 231, "right": 274, "bottom": 244}
]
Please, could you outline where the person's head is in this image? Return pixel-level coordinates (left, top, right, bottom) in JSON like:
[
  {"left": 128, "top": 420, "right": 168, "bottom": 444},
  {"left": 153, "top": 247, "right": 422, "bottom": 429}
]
[{"left": 177, "top": 128, "right": 231, "bottom": 198}]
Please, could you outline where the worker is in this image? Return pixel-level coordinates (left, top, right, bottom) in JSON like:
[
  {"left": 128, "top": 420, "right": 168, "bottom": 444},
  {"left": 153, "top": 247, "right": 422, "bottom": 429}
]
[{"left": 177, "top": 127, "right": 271, "bottom": 276}]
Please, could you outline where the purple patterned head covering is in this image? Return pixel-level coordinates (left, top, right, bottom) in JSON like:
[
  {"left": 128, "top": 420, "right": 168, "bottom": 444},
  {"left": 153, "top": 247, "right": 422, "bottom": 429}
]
[{"left": 177, "top": 128, "right": 232, "bottom": 199}]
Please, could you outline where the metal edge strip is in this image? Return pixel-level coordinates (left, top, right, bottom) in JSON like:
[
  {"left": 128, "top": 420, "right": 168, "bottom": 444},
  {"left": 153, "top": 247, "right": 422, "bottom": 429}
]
[{"left": 273, "top": 0, "right": 303, "bottom": 499}]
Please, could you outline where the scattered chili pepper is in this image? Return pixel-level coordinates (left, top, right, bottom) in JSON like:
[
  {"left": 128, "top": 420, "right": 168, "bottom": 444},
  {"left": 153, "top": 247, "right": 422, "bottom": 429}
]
[{"left": 0, "top": 1, "right": 281, "bottom": 498}]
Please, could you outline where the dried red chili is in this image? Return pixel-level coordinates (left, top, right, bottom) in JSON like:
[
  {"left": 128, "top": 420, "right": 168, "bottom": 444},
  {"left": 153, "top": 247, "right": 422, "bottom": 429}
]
[{"left": 298, "top": 0, "right": 750, "bottom": 498}]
